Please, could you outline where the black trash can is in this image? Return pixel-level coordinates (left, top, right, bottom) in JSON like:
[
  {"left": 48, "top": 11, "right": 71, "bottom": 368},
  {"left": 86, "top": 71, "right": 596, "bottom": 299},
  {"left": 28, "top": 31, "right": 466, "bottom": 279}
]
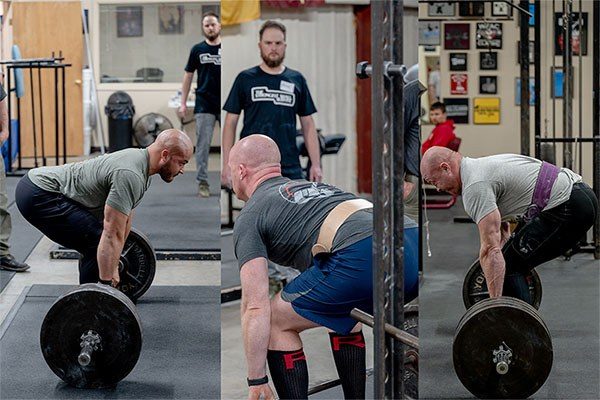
[{"left": 105, "top": 91, "right": 135, "bottom": 152}]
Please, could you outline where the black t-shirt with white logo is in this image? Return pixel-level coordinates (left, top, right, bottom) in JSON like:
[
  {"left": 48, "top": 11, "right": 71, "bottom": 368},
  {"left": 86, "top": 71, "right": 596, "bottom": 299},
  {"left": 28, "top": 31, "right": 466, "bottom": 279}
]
[
  {"left": 185, "top": 41, "right": 221, "bottom": 115},
  {"left": 223, "top": 66, "right": 317, "bottom": 169}
]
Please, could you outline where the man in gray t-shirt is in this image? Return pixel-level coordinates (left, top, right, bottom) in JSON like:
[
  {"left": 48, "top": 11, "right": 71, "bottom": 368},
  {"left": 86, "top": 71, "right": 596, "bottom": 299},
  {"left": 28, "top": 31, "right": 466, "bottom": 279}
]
[
  {"left": 421, "top": 146, "right": 598, "bottom": 305},
  {"left": 15, "top": 129, "right": 192, "bottom": 286},
  {"left": 229, "top": 134, "right": 418, "bottom": 400}
]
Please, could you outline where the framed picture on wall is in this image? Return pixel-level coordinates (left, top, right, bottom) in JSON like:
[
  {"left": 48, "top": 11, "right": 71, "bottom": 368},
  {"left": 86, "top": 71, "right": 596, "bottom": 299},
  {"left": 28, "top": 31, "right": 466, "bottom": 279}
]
[
  {"left": 444, "top": 23, "right": 470, "bottom": 49},
  {"left": 450, "top": 74, "right": 468, "bottom": 95},
  {"left": 473, "top": 97, "right": 501, "bottom": 124},
  {"left": 476, "top": 22, "right": 503, "bottom": 49},
  {"left": 479, "top": 52, "right": 498, "bottom": 70},
  {"left": 492, "top": 1, "right": 512, "bottom": 17},
  {"left": 117, "top": 6, "right": 143, "bottom": 37},
  {"left": 443, "top": 98, "right": 469, "bottom": 124},
  {"left": 479, "top": 76, "right": 498, "bottom": 94},
  {"left": 419, "top": 21, "right": 441, "bottom": 46},
  {"left": 458, "top": 1, "right": 485, "bottom": 17},
  {"left": 159, "top": 5, "right": 184, "bottom": 34},
  {"left": 449, "top": 53, "right": 468, "bottom": 71},
  {"left": 515, "top": 77, "right": 535, "bottom": 105},
  {"left": 551, "top": 66, "right": 574, "bottom": 98},
  {"left": 554, "top": 12, "right": 588, "bottom": 56},
  {"left": 428, "top": 2, "right": 455, "bottom": 17},
  {"left": 516, "top": 41, "right": 535, "bottom": 64}
]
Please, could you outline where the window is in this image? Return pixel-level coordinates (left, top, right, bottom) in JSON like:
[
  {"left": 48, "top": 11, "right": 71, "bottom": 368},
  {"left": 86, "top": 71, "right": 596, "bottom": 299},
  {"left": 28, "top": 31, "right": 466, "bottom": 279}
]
[{"left": 99, "top": 2, "right": 218, "bottom": 83}]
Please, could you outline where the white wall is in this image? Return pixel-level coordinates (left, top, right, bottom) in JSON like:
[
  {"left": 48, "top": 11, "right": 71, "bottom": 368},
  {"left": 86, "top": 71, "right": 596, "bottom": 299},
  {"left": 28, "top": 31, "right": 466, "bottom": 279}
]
[
  {"left": 221, "top": 4, "right": 357, "bottom": 192},
  {"left": 418, "top": 1, "right": 595, "bottom": 184}
]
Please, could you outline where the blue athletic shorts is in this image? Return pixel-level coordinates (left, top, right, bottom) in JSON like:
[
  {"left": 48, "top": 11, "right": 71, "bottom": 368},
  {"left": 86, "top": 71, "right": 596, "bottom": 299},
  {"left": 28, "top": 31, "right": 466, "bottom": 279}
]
[{"left": 281, "top": 229, "right": 419, "bottom": 334}]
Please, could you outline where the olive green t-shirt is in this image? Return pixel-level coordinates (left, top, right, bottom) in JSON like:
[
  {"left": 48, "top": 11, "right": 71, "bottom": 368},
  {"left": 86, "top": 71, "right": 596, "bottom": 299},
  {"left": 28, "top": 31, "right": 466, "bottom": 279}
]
[{"left": 28, "top": 148, "right": 151, "bottom": 218}]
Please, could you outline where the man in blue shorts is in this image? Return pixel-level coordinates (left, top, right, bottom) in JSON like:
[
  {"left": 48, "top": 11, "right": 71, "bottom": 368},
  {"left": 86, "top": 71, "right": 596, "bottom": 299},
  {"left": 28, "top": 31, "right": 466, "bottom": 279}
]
[{"left": 229, "top": 134, "right": 418, "bottom": 400}]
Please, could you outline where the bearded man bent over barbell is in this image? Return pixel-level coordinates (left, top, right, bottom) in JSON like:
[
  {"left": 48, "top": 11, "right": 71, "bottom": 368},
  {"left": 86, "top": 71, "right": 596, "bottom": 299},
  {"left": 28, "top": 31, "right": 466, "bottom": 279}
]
[
  {"left": 15, "top": 129, "right": 192, "bottom": 286},
  {"left": 421, "top": 147, "right": 598, "bottom": 303},
  {"left": 229, "top": 135, "right": 419, "bottom": 400}
]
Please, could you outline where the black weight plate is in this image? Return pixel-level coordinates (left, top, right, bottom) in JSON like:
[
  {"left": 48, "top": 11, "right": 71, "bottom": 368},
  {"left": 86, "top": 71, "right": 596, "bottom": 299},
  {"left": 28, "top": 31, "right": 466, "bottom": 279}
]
[
  {"left": 453, "top": 297, "right": 553, "bottom": 399},
  {"left": 462, "top": 259, "right": 542, "bottom": 309},
  {"left": 118, "top": 228, "right": 156, "bottom": 301},
  {"left": 40, "top": 284, "right": 143, "bottom": 389}
]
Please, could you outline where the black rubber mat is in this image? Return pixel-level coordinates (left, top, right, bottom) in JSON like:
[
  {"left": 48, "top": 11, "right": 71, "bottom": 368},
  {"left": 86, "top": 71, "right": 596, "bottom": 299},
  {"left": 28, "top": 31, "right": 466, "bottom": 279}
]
[
  {"left": 420, "top": 199, "right": 600, "bottom": 399},
  {"left": 0, "top": 284, "right": 220, "bottom": 399},
  {"left": 132, "top": 171, "right": 220, "bottom": 251}
]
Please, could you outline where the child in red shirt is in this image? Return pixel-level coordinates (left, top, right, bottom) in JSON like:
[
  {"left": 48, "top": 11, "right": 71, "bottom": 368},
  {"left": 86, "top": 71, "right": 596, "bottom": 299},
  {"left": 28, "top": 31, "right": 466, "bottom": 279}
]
[{"left": 422, "top": 102, "right": 457, "bottom": 154}]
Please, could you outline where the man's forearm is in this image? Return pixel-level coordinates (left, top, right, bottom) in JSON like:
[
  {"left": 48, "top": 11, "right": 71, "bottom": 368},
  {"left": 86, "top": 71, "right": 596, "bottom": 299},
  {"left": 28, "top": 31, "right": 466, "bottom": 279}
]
[
  {"left": 242, "top": 307, "right": 271, "bottom": 379},
  {"left": 303, "top": 126, "right": 321, "bottom": 168},
  {"left": 181, "top": 73, "right": 193, "bottom": 104},
  {"left": 0, "top": 99, "right": 8, "bottom": 133},
  {"left": 222, "top": 119, "right": 236, "bottom": 166},
  {"left": 97, "top": 230, "right": 126, "bottom": 281},
  {"left": 480, "top": 248, "right": 506, "bottom": 297}
]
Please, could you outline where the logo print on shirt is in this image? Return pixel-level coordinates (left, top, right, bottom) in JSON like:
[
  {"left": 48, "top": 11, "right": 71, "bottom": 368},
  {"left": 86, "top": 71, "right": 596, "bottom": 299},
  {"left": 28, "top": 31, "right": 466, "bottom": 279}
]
[
  {"left": 279, "top": 182, "right": 340, "bottom": 204},
  {"left": 251, "top": 86, "right": 296, "bottom": 107},
  {"left": 199, "top": 53, "right": 221, "bottom": 65}
]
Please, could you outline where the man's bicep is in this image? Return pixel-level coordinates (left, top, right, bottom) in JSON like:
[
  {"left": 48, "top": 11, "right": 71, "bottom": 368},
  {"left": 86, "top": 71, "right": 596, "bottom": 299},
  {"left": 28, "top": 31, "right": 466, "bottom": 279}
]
[
  {"left": 107, "top": 171, "right": 144, "bottom": 216},
  {"left": 477, "top": 208, "right": 502, "bottom": 249},
  {"left": 103, "top": 204, "right": 128, "bottom": 235}
]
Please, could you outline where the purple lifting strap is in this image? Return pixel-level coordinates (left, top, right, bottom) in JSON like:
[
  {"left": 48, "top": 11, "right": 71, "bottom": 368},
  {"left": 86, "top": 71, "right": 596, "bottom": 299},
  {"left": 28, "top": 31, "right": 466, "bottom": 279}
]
[{"left": 523, "top": 161, "right": 561, "bottom": 221}]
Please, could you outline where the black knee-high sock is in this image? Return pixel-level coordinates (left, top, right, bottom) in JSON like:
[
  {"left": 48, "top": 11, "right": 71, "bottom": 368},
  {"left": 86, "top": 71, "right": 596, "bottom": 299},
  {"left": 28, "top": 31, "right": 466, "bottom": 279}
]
[
  {"left": 329, "top": 331, "right": 366, "bottom": 400},
  {"left": 267, "top": 349, "right": 309, "bottom": 400}
]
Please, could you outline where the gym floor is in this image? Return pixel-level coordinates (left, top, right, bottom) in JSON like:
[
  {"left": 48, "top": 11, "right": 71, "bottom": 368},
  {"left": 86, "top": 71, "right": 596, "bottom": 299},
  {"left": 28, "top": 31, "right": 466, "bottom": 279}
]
[
  {"left": 420, "top": 199, "right": 600, "bottom": 399},
  {"left": 0, "top": 155, "right": 222, "bottom": 399}
]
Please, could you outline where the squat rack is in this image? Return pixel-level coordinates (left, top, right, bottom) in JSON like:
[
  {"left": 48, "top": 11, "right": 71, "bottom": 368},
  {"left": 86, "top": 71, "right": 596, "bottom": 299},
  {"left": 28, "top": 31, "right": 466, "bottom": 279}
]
[
  {"left": 1, "top": 56, "right": 70, "bottom": 174},
  {"left": 530, "top": 0, "right": 600, "bottom": 259}
]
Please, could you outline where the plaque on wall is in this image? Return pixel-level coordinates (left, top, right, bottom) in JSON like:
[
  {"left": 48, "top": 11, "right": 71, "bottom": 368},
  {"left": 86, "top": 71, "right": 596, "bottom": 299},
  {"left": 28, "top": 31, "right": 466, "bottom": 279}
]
[
  {"left": 479, "top": 76, "right": 498, "bottom": 95},
  {"left": 492, "top": 1, "right": 512, "bottom": 17},
  {"left": 458, "top": 1, "right": 485, "bottom": 17},
  {"left": 449, "top": 53, "right": 468, "bottom": 71},
  {"left": 476, "top": 22, "right": 503, "bottom": 49},
  {"left": 428, "top": 2, "right": 455, "bottom": 17},
  {"left": 444, "top": 23, "right": 470, "bottom": 50},
  {"left": 419, "top": 21, "right": 441, "bottom": 46},
  {"left": 479, "top": 52, "right": 498, "bottom": 70},
  {"left": 450, "top": 74, "right": 468, "bottom": 95},
  {"left": 473, "top": 97, "right": 501, "bottom": 124},
  {"left": 443, "top": 98, "right": 469, "bottom": 124}
]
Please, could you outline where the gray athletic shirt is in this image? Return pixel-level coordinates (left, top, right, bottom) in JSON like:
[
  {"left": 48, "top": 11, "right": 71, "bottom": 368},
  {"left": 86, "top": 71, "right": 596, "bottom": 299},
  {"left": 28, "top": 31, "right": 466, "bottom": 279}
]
[
  {"left": 233, "top": 176, "right": 373, "bottom": 271},
  {"left": 28, "top": 148, "right": 151, "bottom": 218},
  {"left": 461, "top": 154, "right": 582, "bottom": 223}
]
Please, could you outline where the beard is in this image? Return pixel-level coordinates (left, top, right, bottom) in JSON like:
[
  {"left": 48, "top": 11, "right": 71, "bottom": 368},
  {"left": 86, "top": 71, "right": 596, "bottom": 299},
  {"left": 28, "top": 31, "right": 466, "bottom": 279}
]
[
  {"left": 261, "top": 49, "right": 285, "bottom": 68},
  {"left": 204, "top": 30, "right": 220, "bottom": 42}
]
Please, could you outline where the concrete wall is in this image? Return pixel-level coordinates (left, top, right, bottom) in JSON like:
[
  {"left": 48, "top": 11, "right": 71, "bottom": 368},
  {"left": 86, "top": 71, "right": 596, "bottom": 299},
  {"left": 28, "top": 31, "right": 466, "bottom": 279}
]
[{"left": 418, "top": 1, "right": 595, "bottom": 184}]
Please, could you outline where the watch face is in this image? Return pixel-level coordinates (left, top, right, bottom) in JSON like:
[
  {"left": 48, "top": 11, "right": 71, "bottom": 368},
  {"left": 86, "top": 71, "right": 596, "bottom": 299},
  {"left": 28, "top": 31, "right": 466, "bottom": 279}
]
[{"left": 493, "top": 2, "right": 510, "bottom": 16}]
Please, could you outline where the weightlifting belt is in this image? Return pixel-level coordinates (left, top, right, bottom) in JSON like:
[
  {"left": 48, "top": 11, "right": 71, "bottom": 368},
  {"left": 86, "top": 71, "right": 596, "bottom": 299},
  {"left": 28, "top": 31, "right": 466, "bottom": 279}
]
[
  {"left": 311, "top": 199, "right": 373, "bottom": 256},
  {"left": 523, "top": 161, "right": 561, "bottom": 221}
]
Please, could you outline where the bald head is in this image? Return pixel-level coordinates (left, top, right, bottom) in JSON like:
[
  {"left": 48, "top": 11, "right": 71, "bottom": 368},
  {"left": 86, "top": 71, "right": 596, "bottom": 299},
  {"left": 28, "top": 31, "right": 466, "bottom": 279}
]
[
  {"left": 420, "top": 146, "right": 462, "bottom": 195},
  {"left": 421, "top": 146, "right": 455, "bottom": 177},
  {"left": 230, "top": 134, "right": 281, "bottom": 170},
  {"left": 153, "top": 129, "right": 193, "bottom": 156}
]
